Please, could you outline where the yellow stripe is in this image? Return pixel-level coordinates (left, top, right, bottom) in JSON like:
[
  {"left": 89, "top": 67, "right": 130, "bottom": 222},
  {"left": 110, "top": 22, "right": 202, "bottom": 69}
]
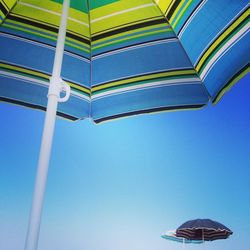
[
  {"left": 91, "top": 0, "right": 153, "bottom": 20},
  {"left": 92, "top": 69, "right": 196, "bottom": 92},
  {"left": 90, "top": 1, "right": 160, "bottom": 34},
  {"left": 69, "top": 83, "right": 91, "bottom": 95},
  {"left": 169, "top": 0, "right": 186, "bottom": 23},
  {"left": 156, "top": 0, "right": 174, "bottom": 14},
  {"left": 9, "top": 12, "right": 89, "bottom": 42},
  {"left": 1, "top": 0, "right": 16, "bottom": 9},
  {"left": 13, "top": 1, "right": 89, "bottom": 38},
  {"left": 91, "top": 15, "right": 163, "bottom": 37},
  {"left": 172, "top": 0, "right": 193, "bottom": 28},
  {"left": 0, "top": 63, "right": 91, "bottom": 94},
  {"left": 196, "top": 11, "right": 248, "bottom": 72},
  {"left": 0, "top": 62, "right": 49, "bottom": 79}
]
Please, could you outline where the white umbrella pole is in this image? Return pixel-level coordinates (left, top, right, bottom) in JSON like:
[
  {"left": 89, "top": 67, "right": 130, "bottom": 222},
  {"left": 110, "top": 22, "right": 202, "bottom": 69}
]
[
  {"left": 202, "top": 229, "right": 205, "bottom": 250},
  {"left": 182, "top": 238, "right": 185, "bottom": 250},
  {"left": 24, "top": 1, "right": 70, "bottom": 250}
]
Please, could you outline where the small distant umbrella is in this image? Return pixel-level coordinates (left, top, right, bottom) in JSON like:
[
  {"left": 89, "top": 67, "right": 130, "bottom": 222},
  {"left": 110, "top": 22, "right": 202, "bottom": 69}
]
[{"left": 176, "top": 219, "right": 233, "bottom": 242}]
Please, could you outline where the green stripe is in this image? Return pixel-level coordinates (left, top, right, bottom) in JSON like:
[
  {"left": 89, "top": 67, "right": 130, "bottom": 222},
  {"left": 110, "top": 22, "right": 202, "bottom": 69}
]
[
  {"left": 197, "top": 17, "right": 249, "bottom": 75},
  {"left": 92, "top": 29, "right": 172, "bottom": 51},
  {"left": 2, "top": 21, "right": 90, "bottom": 53},
  {"left": 5, "top": 18, "right": 90, "bottom": 47},
  {"left": 92, "top": 22, "right": 169, "bottom": 45},
  {"left": 196, "top": 9, "right": 249, "bottom": 72}
]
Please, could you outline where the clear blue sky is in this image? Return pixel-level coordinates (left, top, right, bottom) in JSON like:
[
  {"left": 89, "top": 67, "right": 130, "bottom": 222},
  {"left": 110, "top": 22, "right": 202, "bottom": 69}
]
[{"left": 0, "top": 74, "right": 249, "bottom": 250}]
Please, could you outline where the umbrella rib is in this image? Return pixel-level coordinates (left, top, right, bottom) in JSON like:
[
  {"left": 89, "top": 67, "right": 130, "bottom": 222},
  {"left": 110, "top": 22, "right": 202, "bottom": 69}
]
[
  {"left": 153, "top": 0, "right": 211, "bottom": 99},
  {"left": 86, "top": 0, "right": 92, "bottom": 119},
  {"left": 0, "top": 0, "right": 18, "bottom": 25}
]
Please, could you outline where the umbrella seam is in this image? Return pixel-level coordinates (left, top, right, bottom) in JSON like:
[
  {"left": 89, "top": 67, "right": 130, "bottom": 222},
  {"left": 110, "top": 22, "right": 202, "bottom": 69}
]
[
  {"left": 153, "top": 0, "right": 212, "bottom": 100},
  {"left": 86, "top": 0, "right": 92, "bottom": 119},
  {"left": 0, "top": 0, "right": 18, "bottom": 26}
]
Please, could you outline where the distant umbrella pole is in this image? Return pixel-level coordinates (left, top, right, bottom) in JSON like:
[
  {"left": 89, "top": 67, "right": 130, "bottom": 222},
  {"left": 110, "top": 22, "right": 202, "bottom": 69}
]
[
  {"left": 182, "top": 238, "right": 185, "bottom": 250},
  {"left": 24, "top": 1, "right": 71, "bottom": 250}
]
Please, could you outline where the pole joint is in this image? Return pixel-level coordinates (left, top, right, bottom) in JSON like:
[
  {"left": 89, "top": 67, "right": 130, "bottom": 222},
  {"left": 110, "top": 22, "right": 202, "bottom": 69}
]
[{"left": 48, "top": 76, "right": 71, "bottom": 103}]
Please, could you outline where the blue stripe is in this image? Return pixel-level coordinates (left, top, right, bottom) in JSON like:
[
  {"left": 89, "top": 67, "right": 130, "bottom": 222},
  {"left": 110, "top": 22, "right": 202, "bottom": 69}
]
[
  {"left": 173, "top": 0, "right": 203, "bottom": 34},
  {"left": 204, "top": 31, "right": 250, "bottom": 98},
  {"left": 179, "top": 1, "right": 249, "bottom": 64},
  {"left": 0, "top": 34, "right": 91, "bottom": 87},
  {"left": 0, "top": 25, "right": 90, "bottom": 59},
  {"left": 0, "top": 75, "right": 90, "bottom": 119},
  {"left": 91, "top": 83, "right": 208, "bottom": 120},
  {"left": 92, "top": 40, "right": 194, "bottom": 85}
]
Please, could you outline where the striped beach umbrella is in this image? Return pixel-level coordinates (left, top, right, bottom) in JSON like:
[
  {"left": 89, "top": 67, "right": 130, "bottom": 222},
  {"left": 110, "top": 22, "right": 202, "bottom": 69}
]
[
  {"left": 1, "top": 0, "right": 249, "bottom": 123},
  {"left": 176, "top": 219, "right": 233, "bottom": 241},
  {"left": 0, "top": 1, "right": 248, "bottom": 250}
]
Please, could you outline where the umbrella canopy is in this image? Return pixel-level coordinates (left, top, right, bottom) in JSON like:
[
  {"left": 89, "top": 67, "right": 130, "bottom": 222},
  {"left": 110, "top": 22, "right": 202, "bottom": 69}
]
[
  {"left": 1, "top": 0, "right": 249, "bottom": 123},
  {"left": 176, "top": 219, "right": 233, "bottom": 241}
]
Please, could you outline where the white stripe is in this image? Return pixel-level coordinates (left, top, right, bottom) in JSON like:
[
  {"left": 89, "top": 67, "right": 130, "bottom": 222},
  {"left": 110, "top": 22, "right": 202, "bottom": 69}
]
[
  {"left": 194, "top": 4, "right": 250, "bottom": 66},
  {"left": 0, "top": 70, "right": 91, "bottom": 101},
  {"left": 68, "top": 17, "right": 88, "bottom": 26},
  {"left": 0, "top": 70, "right": 49, "bottom": 86},
  {"left": 0, "top": 33, "right": 90, "bottom": 63},
  {"left": 91, "top": 3, "right": 155, "bottom": 23},
  {"left": 201, "top": 32, "right": 248, "bottom": 80},
  {"left": 18, "top": 2, "right": 89, "bottom": 27},
  {"left": 92, "top": 77, "right": 200, "bottom": 100},
  {"left": 200, "top": 23, "right": 249, "bottom": 79},
  {"left": 92, "top": 38, "right": 178, "bottom": 60},
  {"left": 179, "top": 0, "right": 208, "bottom": 39}
]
